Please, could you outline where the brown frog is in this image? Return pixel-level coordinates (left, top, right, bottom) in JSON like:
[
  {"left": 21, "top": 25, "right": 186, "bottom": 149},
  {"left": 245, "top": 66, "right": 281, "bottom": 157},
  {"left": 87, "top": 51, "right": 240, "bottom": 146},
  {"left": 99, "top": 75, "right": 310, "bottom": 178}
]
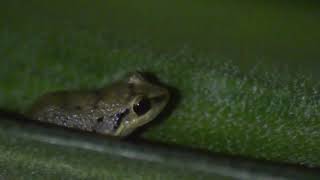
[{"left": 27, "top": 72, "right": 170, "bottom": 137}]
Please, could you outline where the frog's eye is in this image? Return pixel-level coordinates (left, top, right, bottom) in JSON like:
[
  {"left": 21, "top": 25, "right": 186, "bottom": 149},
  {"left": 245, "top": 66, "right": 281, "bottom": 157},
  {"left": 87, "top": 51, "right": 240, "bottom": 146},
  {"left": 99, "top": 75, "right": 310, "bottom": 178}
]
[{"left": 133, "top": 97, "right": 151, "bottom": 116}]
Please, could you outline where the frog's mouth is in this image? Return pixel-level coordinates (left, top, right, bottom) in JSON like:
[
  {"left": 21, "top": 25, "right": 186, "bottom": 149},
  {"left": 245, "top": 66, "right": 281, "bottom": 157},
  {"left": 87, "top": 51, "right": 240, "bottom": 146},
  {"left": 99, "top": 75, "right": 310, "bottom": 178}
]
[
  {"left": 115, "top": 90, "right": 170, "bottom": 137},
  {"left": 93, "top": 108, "right": 130, "bottom": 135}
]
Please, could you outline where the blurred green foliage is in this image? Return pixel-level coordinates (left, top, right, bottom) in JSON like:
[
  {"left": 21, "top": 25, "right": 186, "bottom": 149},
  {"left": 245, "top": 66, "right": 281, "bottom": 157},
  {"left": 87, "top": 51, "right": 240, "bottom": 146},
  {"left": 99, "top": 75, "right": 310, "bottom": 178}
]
[{"left": 0, "top": 0, "right": 320, "bottom": 178}]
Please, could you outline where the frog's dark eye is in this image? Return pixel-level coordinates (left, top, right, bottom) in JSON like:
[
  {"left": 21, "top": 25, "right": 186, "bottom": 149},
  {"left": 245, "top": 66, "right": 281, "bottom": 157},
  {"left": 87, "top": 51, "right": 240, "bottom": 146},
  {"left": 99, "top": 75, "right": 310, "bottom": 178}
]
[{"left": 133, "top": 97, "right": 151, "bottom": 116}]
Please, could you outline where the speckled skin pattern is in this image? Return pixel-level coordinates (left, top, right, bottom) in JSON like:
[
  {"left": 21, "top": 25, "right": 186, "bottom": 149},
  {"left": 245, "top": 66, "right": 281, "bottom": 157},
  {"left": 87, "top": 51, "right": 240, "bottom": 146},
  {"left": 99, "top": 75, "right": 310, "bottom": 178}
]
[
  {"left": 29, "top": 91, "right": 127, "bottom": 134},
  {"left": 27, "top": 73, "right": 170, "bottom": 137}
]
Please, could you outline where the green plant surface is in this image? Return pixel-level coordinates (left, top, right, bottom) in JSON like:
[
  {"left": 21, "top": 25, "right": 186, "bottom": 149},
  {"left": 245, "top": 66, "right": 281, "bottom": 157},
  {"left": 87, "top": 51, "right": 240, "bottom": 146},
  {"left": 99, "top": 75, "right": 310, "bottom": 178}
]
[
  {"left": 1, "top": 0, "right": 320, "bottom": 178},
  {"left": 2, "top": 0, "right": 319, "bottom": 75},
  {"left": 1, "top": 28, "right": 320, "bottom": 167},
  {"left": 0, "top": 122, "right": 219, "bottom": 180},
  {"left": 0, "top": 117, "right": 317, "bottom": 179}
]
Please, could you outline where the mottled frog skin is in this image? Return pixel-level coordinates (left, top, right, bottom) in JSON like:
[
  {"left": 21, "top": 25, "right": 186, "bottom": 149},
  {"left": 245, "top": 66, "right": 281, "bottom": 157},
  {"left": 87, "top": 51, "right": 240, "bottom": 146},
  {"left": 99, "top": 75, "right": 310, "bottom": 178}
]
[{"left": 27, "top": 72, "right": 170, "bottom": 137}]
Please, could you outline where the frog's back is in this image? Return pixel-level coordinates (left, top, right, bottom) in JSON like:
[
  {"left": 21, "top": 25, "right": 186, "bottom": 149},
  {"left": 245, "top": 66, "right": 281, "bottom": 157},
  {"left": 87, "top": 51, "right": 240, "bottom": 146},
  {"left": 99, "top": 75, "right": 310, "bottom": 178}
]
[
  {"left": 27, "top": 91, "right": 100, "bottom": 131},
  {"left": 28, "top": 92, "right": 64, "bottom": 118},
  {"left": 25, "top": 72, "right": 170, "bottom": 137}
]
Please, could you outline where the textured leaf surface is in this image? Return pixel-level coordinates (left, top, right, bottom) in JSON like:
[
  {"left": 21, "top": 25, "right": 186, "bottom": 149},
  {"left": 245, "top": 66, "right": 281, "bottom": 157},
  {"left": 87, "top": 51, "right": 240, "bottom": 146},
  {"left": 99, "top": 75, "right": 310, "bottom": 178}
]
[{"left": 1, "top": 0, "right": 320, "bottom": 178}]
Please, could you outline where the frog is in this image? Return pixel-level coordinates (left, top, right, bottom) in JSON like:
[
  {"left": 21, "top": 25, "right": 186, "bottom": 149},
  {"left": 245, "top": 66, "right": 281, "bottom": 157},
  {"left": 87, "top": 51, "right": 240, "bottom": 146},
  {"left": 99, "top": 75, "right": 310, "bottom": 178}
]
[{"left": 27, "top": 72, "right": 170, "bottom": 137}]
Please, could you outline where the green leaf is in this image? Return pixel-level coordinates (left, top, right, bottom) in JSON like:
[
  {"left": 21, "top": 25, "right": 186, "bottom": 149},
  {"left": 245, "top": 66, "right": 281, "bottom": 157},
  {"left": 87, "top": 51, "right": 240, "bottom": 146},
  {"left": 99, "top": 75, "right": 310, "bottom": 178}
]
[{"left": 1, "top": 0, "right": 320, "bottom": 178}]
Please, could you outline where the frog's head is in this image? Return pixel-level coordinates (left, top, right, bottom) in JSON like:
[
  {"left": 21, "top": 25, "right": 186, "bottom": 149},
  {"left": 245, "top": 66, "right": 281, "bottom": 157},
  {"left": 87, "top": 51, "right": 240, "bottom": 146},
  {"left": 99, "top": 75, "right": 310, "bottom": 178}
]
[{"left": 99, "top": 72, "right": 170, "bottom": 137}]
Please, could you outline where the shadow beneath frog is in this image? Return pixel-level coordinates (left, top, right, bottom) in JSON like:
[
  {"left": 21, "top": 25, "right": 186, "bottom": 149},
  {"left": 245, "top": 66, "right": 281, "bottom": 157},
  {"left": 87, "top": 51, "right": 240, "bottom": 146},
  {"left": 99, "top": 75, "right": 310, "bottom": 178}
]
[
  {"left": 0, "top": 108, "right": 58, "bottom": 132},
  {"left": 0, "top": 108, "right": 58, "bottom": 130},
  {"left": 127, "top": 71, "right": 181, "bottom": 139},
  {"left": 0, "top": 108, "right": 30, "bottom": 122}
]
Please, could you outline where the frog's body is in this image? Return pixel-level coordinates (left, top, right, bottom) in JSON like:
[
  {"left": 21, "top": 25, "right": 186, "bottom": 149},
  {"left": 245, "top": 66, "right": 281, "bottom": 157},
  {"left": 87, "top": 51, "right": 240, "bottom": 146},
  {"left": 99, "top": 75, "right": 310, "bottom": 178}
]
[{"left": 27, "top": 72, "right": 170, "bottom": 137}]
